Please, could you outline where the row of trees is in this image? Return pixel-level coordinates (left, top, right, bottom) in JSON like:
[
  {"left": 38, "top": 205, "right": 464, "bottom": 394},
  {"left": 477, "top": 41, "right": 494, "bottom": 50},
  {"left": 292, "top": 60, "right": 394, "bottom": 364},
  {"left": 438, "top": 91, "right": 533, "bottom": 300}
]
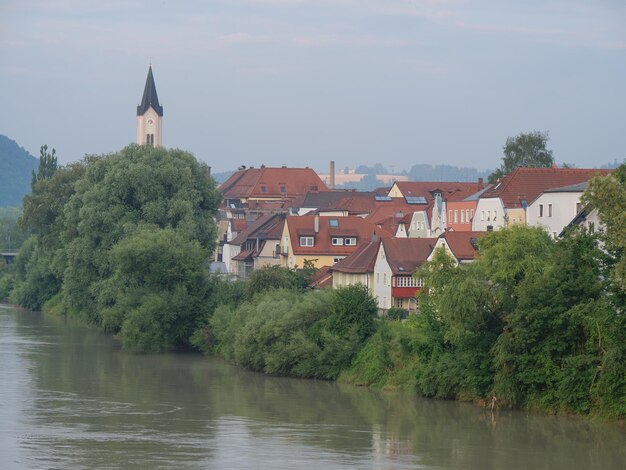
[
  {"left": 341, "top": 165, "right": 625, "bottom": 417},
  {"left": 5, "top": 145, "right": 222, "bottom": 351}
]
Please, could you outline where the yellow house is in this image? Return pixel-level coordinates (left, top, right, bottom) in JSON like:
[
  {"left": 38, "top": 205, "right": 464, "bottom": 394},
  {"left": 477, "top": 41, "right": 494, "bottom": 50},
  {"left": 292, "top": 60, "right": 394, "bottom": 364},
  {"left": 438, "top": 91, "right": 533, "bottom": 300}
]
[{"left": 280, "top": 214, "right": 380, "bottom": 270}]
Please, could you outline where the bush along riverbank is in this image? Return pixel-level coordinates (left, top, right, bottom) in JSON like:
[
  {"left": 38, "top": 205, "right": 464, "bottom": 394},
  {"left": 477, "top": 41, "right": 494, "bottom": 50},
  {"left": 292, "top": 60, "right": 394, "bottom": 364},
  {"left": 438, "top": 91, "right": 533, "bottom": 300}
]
[{"left": 1, "top": 146, "right": 624, "bottom": 419}]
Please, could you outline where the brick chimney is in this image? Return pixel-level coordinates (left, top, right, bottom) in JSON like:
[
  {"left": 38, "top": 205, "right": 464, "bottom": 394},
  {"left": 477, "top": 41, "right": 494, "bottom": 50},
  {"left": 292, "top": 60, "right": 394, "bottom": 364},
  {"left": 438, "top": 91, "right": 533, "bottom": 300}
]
[{"left": 329, "top": 160, "right": 335, "bottom": 189}]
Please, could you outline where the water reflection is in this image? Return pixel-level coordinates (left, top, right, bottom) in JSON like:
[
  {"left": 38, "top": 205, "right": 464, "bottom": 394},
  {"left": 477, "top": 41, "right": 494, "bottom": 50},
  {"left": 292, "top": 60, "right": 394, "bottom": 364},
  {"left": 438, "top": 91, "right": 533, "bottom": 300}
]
[{"left": 1, "top": 305, "right": 624, "bottom": 469}]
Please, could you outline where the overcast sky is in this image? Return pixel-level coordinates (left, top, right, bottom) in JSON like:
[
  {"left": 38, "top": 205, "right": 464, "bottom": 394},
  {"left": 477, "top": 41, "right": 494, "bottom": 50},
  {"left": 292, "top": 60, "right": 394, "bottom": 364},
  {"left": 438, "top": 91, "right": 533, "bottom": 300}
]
[{"left": 1, "top": 0, "right": 625, "bottom": 172}]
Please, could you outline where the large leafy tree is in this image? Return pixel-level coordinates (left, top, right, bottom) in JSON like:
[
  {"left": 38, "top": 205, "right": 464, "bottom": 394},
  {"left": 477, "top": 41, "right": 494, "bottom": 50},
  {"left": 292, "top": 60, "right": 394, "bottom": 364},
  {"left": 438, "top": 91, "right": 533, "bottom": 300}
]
[
  {"left": 489, "top": 131, "right": 554, "bottom": 183},
  {"left": 61, "top": 145, "right": 220, "bottom": 326}
]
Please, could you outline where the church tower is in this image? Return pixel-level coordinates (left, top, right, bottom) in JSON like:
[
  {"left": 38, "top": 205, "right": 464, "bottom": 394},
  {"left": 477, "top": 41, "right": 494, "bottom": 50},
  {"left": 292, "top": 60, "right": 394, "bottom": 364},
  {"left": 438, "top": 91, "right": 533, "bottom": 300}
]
[{"left": 136, "top": 66, "right": 163, "bottom": 147}]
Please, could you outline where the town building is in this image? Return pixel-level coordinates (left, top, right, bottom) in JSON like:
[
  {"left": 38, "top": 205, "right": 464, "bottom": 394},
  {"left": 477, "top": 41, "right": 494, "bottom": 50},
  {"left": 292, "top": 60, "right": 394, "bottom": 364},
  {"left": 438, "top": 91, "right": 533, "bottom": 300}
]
[
  {"left": 279, "top": 214, "right": 382, "bottom": 270},
  {"left": 527, "top": 182, "right": 587, "bottom": 239},
  {"left": 136, "top": 66, "right": 163, "bottom": 147},
  {"left": 473, "top": 167, "right": 612, "bottom": 231}
]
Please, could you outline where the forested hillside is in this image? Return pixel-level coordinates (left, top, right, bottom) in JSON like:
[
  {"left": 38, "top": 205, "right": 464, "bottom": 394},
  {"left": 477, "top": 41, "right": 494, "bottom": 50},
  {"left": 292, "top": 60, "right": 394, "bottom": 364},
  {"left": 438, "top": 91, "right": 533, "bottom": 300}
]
[{"left": 0, "top": 135, "right": 38, "bottom": 207}]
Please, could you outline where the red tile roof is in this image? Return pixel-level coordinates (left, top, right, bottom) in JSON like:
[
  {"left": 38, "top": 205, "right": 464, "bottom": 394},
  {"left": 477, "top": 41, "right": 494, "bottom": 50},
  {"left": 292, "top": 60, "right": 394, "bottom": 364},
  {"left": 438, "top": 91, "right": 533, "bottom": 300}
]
[
  {"left": 231, "top": 219, "right": 249, "bottom": 233},
  {"left": 219, "top": 167, "right": 328, "bottom": 200},
  {"left": 439, "top": 230, "right": 486, "bottom": 261},
  {"left": 309, "top": 265, "right": 333, "bottom": 289},
  {"left": 229, "top": 213, "right": 284, "bottom": 246},
  {"left": 286, "top": 215, "right": 381, "bottom": 256},
  {"left": 391, "top": 181, "right": 485, "bottom": 201},
  {"left": 480, "top": 167, "right": 613, "bottom": 208},
  {"left": 232, "top": 249, "right": 254, "bottom": 261},
  {"left": 382, "top": 237, "right": 437, "bottom": 275},
  {"left": 331, "top": 240, "right": 381, "bottom": 274}
]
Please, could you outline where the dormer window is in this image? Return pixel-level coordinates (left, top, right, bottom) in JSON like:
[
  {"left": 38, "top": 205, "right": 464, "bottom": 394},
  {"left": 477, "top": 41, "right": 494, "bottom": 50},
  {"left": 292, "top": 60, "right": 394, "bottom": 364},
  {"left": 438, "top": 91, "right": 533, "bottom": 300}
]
[
  {"left": 331, "top": 237, "right": 344, "bottom": 246},
  {"left": 329, "top": 219, "right": 339, "bottom": 228},
  {"left": 300, "top": 236, "right": 314, "bottom": 247},
  {"left": 345, "top": 237, "right": 357, "bottom": 246}
]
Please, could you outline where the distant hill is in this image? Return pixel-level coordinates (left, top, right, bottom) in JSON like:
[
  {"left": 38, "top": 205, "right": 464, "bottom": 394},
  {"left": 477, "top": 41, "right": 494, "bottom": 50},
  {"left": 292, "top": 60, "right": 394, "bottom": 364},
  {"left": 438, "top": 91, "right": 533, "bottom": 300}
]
[{"left": 0, "top": 135, "right": 38, "bottom": 207}]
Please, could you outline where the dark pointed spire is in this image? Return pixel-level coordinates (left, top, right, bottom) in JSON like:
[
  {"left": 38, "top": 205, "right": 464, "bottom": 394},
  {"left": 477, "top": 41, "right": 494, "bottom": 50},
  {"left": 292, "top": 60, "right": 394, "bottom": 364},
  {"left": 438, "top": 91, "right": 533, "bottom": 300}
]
[{"left": 137, "top": 66, "right": 163, "bottom": 116}]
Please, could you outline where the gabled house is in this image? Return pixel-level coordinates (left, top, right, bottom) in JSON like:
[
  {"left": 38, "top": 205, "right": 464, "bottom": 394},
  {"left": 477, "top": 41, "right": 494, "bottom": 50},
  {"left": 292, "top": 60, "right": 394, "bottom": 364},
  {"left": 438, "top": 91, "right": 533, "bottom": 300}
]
[
  {"left": 427, "top": 230, "right": 485, "bottom": 265},
  {"left": 280, "top": 214, "right": 381, "bottom": 269},
  {"left": 219, "top": 166, "right": 328, "bottom": 208},
  {"left": 527, "top": 182, "right": 588, "bottom": 239},
  {"left": 227, "top": 213, "right": 285, "bottom": 277},
  {"left": 387, "top": 181, "right": 485, "bottom": 237},
  {"left": 473, "top": 167, "right": 612, "bottom": 232},
  {"left": 446, "top": 185, "right": 492, "bottom": 232},
  {"left": 373, "top": 237, "right": 437, "bottom": 311},
  {"left": 331, "top": 240, "right": 381, "bottom": 290}
]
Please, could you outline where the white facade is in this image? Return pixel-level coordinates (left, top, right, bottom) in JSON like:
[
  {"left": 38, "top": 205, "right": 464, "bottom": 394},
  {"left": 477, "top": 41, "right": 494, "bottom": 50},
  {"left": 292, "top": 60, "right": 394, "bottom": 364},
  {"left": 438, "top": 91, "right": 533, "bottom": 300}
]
[
  {"left": 408, "top": 211, "right": 431, "bottom": 238},
  {"left": 527, "top": 190, "right": 584, "bottom": 239},
  {"left": 136, "top": 109, "right": 163, "bottom": 147},
  {"left": 473, "top": 197, "right": 506, "bottom": 231},
  {"left": 373, "top": 244, "right": 393, "bottom": 309},
  {"left": 426, "top": 239, "right": 459, "bottom": 265},
  {"left": 332, "top": 271, "right": 372, "bottom": 290}
]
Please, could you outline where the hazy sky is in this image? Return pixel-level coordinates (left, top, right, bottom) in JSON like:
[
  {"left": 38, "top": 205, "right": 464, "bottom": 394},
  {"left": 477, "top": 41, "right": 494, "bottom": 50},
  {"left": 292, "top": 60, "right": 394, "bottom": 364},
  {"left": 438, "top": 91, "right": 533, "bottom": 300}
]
[{"left": 1, "top": 0, "right": 625, "bottom": 172}]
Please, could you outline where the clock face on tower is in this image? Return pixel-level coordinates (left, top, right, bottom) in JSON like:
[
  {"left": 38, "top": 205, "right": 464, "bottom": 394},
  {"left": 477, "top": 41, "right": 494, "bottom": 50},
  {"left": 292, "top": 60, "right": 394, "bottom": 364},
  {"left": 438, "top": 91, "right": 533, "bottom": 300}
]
[{"left": 146, "top": 116, "right": 154, "bottom": 126}]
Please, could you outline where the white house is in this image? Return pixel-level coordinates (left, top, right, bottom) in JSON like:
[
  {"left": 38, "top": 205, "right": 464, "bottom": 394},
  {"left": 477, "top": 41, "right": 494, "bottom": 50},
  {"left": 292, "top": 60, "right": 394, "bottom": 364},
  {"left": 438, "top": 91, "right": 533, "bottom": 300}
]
[{"left": 527, "top": 182, "right": 587, "bottom": 239}]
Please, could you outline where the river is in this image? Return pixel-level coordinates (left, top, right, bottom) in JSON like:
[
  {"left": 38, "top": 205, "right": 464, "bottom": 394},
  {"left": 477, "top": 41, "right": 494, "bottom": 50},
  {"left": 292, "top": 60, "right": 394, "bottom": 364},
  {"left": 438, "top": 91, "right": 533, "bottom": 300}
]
[{"left": 0, "top": 304, "right": 623, "bottom": 469}]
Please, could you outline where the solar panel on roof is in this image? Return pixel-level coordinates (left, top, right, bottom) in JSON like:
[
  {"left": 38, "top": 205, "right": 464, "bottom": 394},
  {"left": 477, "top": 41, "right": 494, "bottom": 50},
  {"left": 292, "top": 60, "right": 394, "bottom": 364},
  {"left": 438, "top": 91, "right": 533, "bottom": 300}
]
[
  {"left": 375, "top": 195, "right": 392, "bottom": 201},
  {"left": 405, "top": 196, "right": 427, "bottom": 204}
]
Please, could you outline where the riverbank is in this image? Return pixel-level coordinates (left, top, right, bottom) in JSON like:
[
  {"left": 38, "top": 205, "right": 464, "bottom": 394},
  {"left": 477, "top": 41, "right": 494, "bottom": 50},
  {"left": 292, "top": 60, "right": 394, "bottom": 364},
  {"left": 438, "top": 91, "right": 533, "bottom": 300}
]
[{"left": 4, "top": 304, "right": 624, "bottom": 469}]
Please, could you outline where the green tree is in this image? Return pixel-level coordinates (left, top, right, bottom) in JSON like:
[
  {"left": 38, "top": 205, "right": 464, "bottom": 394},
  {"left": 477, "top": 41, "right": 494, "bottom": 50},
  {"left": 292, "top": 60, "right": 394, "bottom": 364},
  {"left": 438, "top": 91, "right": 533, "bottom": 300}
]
[
  {"left": 101, "top": 227, "right": 212, "bottom": 352},
  {"left": 488, "top": 131, "right": 554, "bottom": 183},
  {"left": 581, "top": 163, "right": 626, "bottom": 291},
  {"left": 31, "top": 144, "right": 58, "bottom": 189},
  {"left": 61, "top": 145, "right": 220, "bottom": 324}
]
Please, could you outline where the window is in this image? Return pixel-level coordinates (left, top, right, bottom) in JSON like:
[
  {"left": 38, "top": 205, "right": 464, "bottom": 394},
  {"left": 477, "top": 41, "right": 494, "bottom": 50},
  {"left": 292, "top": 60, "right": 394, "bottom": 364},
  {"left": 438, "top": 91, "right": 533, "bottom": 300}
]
[
  {"left": 280, "top": 184, "right": 286, "bottom": 193},
  {"left": 261, "top": 185, "right": 267, "bottom": 193},
  {"left": 331, "top": 237, "right": 344, "bottom": 246},
  {"left": 487, "top": 211, "right": 491, "bottom": 221},
  {"left": 539, "top": 204, "right": 544, "bottom": 217},
  {"left": 460, "top": 210, "right": 465, "bottom": 224},
  {"left": 383, "top": 273, "right": 387, "bottom": 286},
  {"left": 576, "top": 202, "right": 582, "bottom": 214},
  {"left": 396, "top": 276, "right": 424, "bottom": 287},
  {"left": 466, "top": 209, "right": 470, "bottom": 223},
  {"left": 481, "top": 211, "right": 485, "bottom": 221},
  {"left": 493, "top": 210, "right": 497, "bottom": 221},
  {"left": 329, "top": 219, "right": 339, "bottom": 228},
  {"left": 454, "top": 210, "right": 458, "bottom": 223},
  {"left": 548, "top": 204, "right": 553, "bottom": 217},
  {"left": 333, "top": 257, "right": 343, "bottom": 264},
  {"left": 449, "top": 210, "right": 453, "bottom": 222},
  {"left": 471, "top": 209, "right": 475, "bottom": 220},
  {"left": 299, "top": 236, "right": 314, "bottom": 247},
  {"left": 344, "top": 237, "right": 357, "bottom": 246}
]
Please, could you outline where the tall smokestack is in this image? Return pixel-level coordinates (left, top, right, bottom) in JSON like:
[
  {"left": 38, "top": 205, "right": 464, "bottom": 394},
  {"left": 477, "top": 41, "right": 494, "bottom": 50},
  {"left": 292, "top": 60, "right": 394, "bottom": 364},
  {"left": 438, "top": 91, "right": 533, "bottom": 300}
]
[{"left": 329, "top": 160, "right": 335, "bottom": 189}]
